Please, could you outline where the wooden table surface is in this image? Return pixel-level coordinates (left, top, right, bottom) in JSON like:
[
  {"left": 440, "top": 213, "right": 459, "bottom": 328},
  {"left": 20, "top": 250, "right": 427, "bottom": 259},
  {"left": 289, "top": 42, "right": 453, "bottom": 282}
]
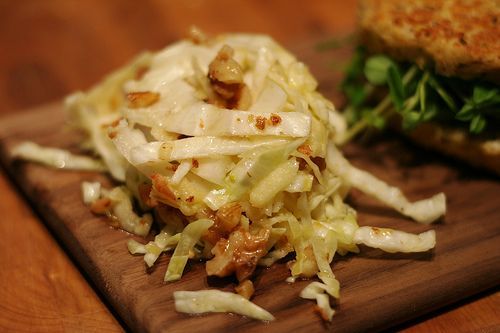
[{"left": 0, "top": 1, "right": 498, "bottom": 332}]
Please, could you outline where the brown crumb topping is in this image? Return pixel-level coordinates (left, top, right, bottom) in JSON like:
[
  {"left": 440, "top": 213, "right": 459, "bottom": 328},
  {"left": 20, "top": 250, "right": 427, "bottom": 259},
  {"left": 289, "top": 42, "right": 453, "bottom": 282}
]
[{"left": 126, "top": 91, "right": 160, "bottom": 109}]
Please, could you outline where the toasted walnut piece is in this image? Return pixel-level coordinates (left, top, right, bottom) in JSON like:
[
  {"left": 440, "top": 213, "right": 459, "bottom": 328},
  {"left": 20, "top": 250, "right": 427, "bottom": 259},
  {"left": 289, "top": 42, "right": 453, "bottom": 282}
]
[
  {"left": 206, "top": 45, "right": 252, "bottom": 110},
  {"left": 208, "top": 45, "right": 243, "bottom": 84},
  {"left": 126, "top": 91, "right": 160, "bottom": 108},
  {"left": 90, "top": 198, "right": 112, "bottom": 215},
  {"left": 216, "top": 203, "right": 242, "bottom": 232},
  {"left": 234, "top": 228, "right": 270, "bottom": 281},
  {"left": 206, "top": 238, "right": 234, "bottom": 276},
  {"left": 203, "top": 203, "right": 242, "bottom": 245},
  {"left": 235, "top": 280, "right": 255, "bottom": 300},
  {"left": 206, "top": 227, "right": 270, "bottom": 281},
  {"left": 150, "top": 173, "right": 178, "bottom": 207},
  {"left": 212, "top": 81, "right": 239, "bottom": 100}
]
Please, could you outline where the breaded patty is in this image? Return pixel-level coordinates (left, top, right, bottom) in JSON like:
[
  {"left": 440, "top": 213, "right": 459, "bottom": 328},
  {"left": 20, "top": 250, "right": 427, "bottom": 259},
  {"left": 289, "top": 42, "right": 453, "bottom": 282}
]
[{"left": 359, "top": 0, "right": 500, "bottom": 81}]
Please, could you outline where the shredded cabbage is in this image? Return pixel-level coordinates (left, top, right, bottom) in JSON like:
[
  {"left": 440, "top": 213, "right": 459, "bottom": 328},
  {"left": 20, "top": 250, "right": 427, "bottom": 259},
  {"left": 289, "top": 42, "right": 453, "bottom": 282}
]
[
  {"left": 10, "top": 32, "right": 448, "bottom": 322},
  {"left": 81, "top": 181, "right": 102, "bottom": 204},
  {"left": 164, "top": 219, "right": 213, "bottom": 282},
  {"left": 174, "top": 290, "right": 275, "bottom": 321},
  {"left": 354, "top": 227, "right": 436, "bottom": 253},
  {"left": 128, "top": 231, "right": 181, "bottom": 267},
  {"left": 12, "top": 141, "right": 106, "bottom": 172},
  {"left": 326, "top": 141, "right": 446, "bottom": 224}
]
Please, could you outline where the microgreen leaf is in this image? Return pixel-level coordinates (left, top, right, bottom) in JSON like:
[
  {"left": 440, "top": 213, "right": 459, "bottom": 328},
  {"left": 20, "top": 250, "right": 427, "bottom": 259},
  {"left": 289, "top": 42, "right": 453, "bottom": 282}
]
[
  {"left": 472, "top": 84, "right": 499, "bottom": 105},
  {"left": 418, "top": 72, "right": 429, "bottom": 112},
  {"left": 343, "top": 84, "right": 367, "bottom": 108},
  {"left": 362, "top": 108, "right": 386, "bottom": 129},
  {"left": 470, "top": 114, "right": 486, "bottom": 133},
  {"left": 428, "top": 75, "right": 457, "bottom": 111},
  {"left": 402, "top": 111, "right": 421, "bottom": 130},
  {"left": 455, "top": 103, "right": 475, "bottom": 121},
  {"left": 387, "top": 65, "right": 405, "bottom": 111},
  {"left": 421, "top": 102, "right": 438, "bottom": 121},
  {"left": 364, "top": 55, "right": 394, "bottom": 85}
]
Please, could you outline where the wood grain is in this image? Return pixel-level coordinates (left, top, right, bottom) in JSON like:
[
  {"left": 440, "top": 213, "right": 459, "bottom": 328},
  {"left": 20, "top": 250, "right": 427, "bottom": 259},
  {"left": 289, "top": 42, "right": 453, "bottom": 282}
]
[
  {"left": 0, "top": 170, "right": 122, "bottom": 333},
  {"left": 0, "top": 101, "right": 499, "bottom": 332},
  {"left": 0, "top": 1, "right": 499, "bottom": 332}
]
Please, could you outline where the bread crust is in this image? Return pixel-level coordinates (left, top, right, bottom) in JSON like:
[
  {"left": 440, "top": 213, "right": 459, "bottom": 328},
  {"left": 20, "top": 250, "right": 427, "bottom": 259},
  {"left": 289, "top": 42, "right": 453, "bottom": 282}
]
[
  {"left": 403, "top": 122, "right": 500, "bottom": 175},
  {"left": 359, "top": 0, "right": 500, "bottom": 82}
]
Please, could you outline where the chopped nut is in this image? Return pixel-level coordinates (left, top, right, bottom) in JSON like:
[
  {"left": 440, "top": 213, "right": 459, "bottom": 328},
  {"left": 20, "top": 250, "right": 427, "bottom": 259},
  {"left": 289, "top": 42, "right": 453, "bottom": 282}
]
[
  {"left": 206, "top": 227, "right": 270, "bottom": 281},
  {"left": 269, "top": 113, "right": 282, "bottom": 126},
  {"left": 255, "top": 116, "right": 267, "bottom": 130},
  {"left": 150, "top": 173, "right": 178, "bottom": 207},
  {"left": 235, "top": 280, "right": 255, "bottom": 299},
  {"left": 185, "top": 196, "right": 194, "bottom": 203},
  {"left": 216, "top": 203, "right": 242, "bottom": 233},
  {"left": 208, "top": 45, "right": 244, "bottom": 84},
  {"left": 192, "top": 159, "right": 199, "bottom": 168},
  {"left": 126, "top": 91, "right": 160, "bottom": 108},
  {"left": 203, "top": 203, "right": 242, "bottom": 245},
  {"left": 206, "top": 45, "right": 252, "bottom": 110}
]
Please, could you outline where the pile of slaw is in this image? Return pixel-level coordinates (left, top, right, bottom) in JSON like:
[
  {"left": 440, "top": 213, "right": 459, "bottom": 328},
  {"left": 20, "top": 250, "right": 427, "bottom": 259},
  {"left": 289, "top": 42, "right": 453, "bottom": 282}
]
[{"left": 13, "top": 31, "right": 445, "bottom": 321}]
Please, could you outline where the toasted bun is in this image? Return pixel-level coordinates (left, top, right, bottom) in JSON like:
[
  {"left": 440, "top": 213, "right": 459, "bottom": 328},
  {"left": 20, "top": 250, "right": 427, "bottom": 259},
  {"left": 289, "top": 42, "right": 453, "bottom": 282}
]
[
  {"left": 402, "top": 123, "right": 500, "bottom": 175},
  {"left": 359, "top": 0, "right": 500, "bottom": 82}
]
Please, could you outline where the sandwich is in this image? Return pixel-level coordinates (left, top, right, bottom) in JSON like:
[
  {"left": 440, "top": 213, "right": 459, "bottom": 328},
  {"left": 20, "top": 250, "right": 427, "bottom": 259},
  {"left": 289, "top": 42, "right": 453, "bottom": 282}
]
[{"left": 337, "top": 0, "right": 500, "bottom": 174}]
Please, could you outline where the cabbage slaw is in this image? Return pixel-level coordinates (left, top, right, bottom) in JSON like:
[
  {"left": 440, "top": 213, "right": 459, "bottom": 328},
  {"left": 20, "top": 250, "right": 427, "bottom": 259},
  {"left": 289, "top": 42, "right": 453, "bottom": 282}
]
[{"left": 17, "top": 32, "right": 446, "bottom": 322}]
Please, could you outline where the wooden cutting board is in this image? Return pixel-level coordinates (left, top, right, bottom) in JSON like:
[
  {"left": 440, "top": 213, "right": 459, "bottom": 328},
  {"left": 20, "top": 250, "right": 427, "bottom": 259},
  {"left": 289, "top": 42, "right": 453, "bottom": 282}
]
[{"left": 0, "top": 98, "right": 499, "bottom": 331}]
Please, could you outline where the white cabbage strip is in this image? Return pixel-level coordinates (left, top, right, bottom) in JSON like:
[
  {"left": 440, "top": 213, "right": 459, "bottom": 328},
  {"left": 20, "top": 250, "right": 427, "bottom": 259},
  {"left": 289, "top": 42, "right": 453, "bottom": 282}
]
[
  {"left": 354, "top": 226, "right": 436, "bottom": 253},
  {"left": 12, "top": 141, "right": 106, "bottom": 172},
  {"left": 326, "top": 141, "right": 446, "bottom": 224},
  {"left": 174, "top": 290, "right": 275, "bottom": 321}
]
